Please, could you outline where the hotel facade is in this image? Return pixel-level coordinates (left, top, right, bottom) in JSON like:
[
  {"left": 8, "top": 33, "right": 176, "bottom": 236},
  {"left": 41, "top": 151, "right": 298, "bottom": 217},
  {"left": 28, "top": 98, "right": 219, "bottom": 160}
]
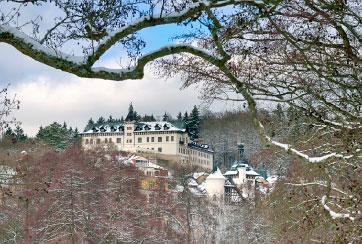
[{"left": 80, "top": 121, "right": 214, "bottom": 170}]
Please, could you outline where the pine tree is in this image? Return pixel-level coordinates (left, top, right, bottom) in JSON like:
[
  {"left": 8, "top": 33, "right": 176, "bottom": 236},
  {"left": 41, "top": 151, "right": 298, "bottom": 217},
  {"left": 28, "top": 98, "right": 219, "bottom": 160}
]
[
  {"left": 189, "top": 105, "right": 201, "bottom": 141},
  {"left": 142, "top": 114, "right": 156, "bottom": 122},
  {"left": 125, "top": 103, "right": 135, "bottom": 121},
  {"left": 96, "top": 116, "right": 106, "bottom": 126},
  {"left": 120, "top": 116, "right": 124, "bottom": 123},
  {"left": 14, "top": 125, "right": 27, "bottom": 141},
  {"left": 177, "top": 112, "right": 182, "bottom": 121},
  {"left": 107, "top": 115, "right": 115, "bottom": 123},
  {"left": 183, "top": 112, "right": 189, "bottom": 124},
  {"left": 4, "top": 127, "right": 14, "bottom": 138},
  {"left": 36, "top": 122, "right": 74, "bottom": 149},
  {"left": 73, "top": 128, "right": 79, "bottom": 138},
  {"left": 84, "top": 118, "right": 95, "bottom": 132},
  {"left": 163, "top": 112, "right": 169, "bottom": 122}
]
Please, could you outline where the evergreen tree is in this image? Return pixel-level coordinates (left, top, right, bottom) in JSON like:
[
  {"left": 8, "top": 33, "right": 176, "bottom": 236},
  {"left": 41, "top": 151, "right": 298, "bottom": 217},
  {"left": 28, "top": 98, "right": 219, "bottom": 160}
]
[
  {"left": 120, "top": 116, "right": 124, "bottom": 123},
  {"left": 125, "top": 103, "right": 140, "bottom": 121},
  {"left": 189, "top": 105, "right": 201, "bottom": 140},
  {"left": 4, "top": 127, "right": 14, "bottom": 138},
  {"left": 125, "top": 103, "right": 135, "bottom": 121},
  {"left": 84, "top": 118, "right": 95, "bottom": 132},
  {"left": 177, "top": 112, "right": 182, "bottom": 121},
  {"left": 162, "top": 112, "right": 169, "bottom": 122},
  {"left": 73, "top": 128, "right": 79, "bottom": 139},
  {"left": 96, "top": 116, "right": 106, "bottom": 126},
  {"left": 36, "top": 122, "right": 74, "bottom": 149},
  {"left": 183, "top": 112, "right": 189, "bottom": 124},
  {"left": 142, "top": 114, "right": 156, "bottom": 122},
  {"left": 107, "top": 115, "right": 115, "bottom": 123},
  {"left": 14, "top": 125, "right": 27, "bottom": 141}
]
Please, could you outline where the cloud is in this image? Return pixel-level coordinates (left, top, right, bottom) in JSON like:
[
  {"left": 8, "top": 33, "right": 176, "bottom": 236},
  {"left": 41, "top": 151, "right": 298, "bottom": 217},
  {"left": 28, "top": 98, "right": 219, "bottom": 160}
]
[
  {"left": 1, "top": 43, "right": 236, "bottom": 138},
  {"left": 8, "top": 65, "right": 204, "bottom": 136}
]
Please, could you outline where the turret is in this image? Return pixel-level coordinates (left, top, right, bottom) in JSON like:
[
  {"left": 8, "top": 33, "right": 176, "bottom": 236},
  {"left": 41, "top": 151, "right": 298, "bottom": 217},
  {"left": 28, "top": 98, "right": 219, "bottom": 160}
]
[{"left": 206, "top": 167, "right": 225, "bottom": 198}]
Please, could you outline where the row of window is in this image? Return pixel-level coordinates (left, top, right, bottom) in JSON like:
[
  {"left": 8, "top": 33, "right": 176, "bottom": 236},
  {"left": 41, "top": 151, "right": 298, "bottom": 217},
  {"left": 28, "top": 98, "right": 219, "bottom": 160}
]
[
  {"left": 85, "top": 136, "right": 176, "bottom": 145},
  {"left": 85, "top": 138, "right": 113, "bottom": 144},
  {"left": 179, "top": 147, "right": 211, "bottom": 159},
  {"left": 137, "top": 136, "right": 175, "bottom": 143}
]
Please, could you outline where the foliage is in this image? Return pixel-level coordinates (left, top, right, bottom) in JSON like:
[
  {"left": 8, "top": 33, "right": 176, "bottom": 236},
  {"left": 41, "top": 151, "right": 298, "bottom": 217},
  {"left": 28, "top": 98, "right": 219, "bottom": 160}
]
[{"left": 36, "top": 122, "right": 78, "bottom": 149}]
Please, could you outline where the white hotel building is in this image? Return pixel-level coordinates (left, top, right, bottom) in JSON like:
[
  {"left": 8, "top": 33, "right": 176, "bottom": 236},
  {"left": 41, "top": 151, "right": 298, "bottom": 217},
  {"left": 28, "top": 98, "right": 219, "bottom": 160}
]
[{"left": 80, "top": 121, "right": 214, "bottom": 170}]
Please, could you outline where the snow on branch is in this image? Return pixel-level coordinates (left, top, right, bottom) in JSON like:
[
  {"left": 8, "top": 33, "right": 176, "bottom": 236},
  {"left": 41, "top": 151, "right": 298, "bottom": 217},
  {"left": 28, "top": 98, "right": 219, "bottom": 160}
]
[
  {"left": 265, "top": 136, "right": 352, "bottom": 163},
  {"left": 321, "top": 195, "right": 357, "bottom": 221},
  {"left": 0, "top": 24, "right": 222, "bottom": 80},
  {"left": 285, "top": 182, "right": 350, "bottom": 196},
  {"left": 0, "top": 0, "right": 255, "bottom": 80},
  {"left": 0, "top": 24, "right": 85, "bottom": 64}
]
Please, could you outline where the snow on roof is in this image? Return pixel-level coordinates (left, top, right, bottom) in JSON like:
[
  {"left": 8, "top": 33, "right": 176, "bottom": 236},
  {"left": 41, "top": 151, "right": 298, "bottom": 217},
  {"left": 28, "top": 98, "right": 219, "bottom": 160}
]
[
  {"left": 246, "top": 170, "right": 260, "bottom": 176},
  {"left": 188, "top": 141, "right": 214, "bottom": 153},
  {"left": 206, "top": 167, "right": 225, "bottom": 180},
  {"left": 193, "top": 172, "right": 206, "bottom": 179},
  {"left": 224, "top": 170, "right": 238, "bottom": 176},
  {"left": 187, "top": 178, "right": 199, "bottom": 187},
  {"left": 135, "top": 121, "right": 185, "bottom": 132},
  {"left": 81, "top": 121, "right": 185, "bottom": 134}
]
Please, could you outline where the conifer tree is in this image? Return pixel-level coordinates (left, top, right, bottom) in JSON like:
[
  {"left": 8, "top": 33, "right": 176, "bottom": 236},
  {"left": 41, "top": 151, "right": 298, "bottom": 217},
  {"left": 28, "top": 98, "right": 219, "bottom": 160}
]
[
  {"left": 125, "top": 103, "right": 135, "bottom": 121},
  {"left": 162, "top": 112, "right": 169, "bottom": 122},
  {"left": 183, "top": 112, "right": 189, "bottom": 124},
  {"left": 36, "top": 122, "right": 74, "bottom": 149},
  {"left": 177, "top": 112, "right": 182, "bottom": 121},
  {"left": 84, "top": 118, "right": 95, "bottom": 132},
  {"left": 4, "top": 127, "right": 14, "bottom": 138},
  {"left": 14, "top": 125, "right": 27, "bottom": 141},
  {"left": 96, "top": 116, "right": 106, "bottom": 126},
  {"left": 189, "top": 105, "right": 201, "bottom": 140},
  {"left": 107, "top": 115, "right": 115, "bottom": 123}
]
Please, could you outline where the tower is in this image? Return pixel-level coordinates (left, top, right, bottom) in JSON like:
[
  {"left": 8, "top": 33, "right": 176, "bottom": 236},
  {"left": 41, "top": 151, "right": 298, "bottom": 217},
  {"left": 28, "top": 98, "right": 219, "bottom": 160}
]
[{"left": 237, "top": 143, "right": 245, "bottom": 160}]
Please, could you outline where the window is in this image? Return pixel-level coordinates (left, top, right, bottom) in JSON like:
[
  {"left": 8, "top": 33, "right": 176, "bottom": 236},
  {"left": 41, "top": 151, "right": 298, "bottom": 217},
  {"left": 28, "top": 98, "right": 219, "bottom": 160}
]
[
  {"left": 151, "top": 148, "right": 154, "bottom": 150},
  {"left": 127, "top": 133, "right": 132, "bottom": 136},
  {"left": 129, "top": 139, "right": 132, "bottom": 143},
  {"left": 85, "top": 139, "right": 89, "bottom": 144},
  {"left": 90, "top": 139, "right": 93, "bottom": 144},
  {"left": 147, "top": 137, "right": 149, "bottom": 142},
  {"left": 171, "top": 136, "right": 174, "bottom": 141},
  {"left": 105, "top": 138, "right": 108, "bottom": 143},
  {"left": 151, "top": 137, "right": 154, "bottom": 142},
  {"left": 117, "top": 138, "right": 122, "bottom": 143},
  {"left": 109, "top": 138, "right": 112, "bottom": 143},
  {"left": 158, "top": 147, "right": 162, "bottom": 152},
  {"left": 138, "top": 137, "right": 142, "bottom": 143},
  {"left": 127, "top": 127, "right": 132, "bottom": 130},
  {"left": 96, "top": 139, "right": 101, "bottom": 144},
  {"left": 166, "top": 136, "right": 169, "bottom": 142},
  {"left": 158, "top": 137, "right": 162, "bottom": 142}
]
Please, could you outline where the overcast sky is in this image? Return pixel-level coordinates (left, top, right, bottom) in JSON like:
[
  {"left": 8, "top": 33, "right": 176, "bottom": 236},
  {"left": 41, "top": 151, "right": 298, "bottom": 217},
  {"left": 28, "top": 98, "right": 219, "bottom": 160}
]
[{"left": 0, "top": 42, "right": 240, "bottom": 136}]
